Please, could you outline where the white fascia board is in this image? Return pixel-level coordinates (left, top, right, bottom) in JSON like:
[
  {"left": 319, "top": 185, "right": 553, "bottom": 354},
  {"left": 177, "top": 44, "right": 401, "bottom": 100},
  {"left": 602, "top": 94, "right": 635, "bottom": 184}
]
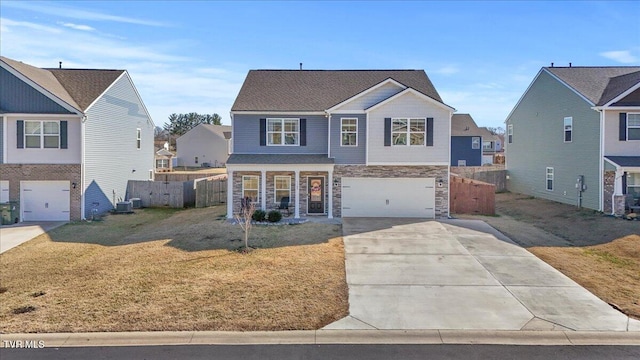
[
  {"left": 603, "top": 156, "right": 621, "bottom": 170},
  {"left": 0, "top": 61, "right": 82, "bottom": 115},
  {"left": 327, "top": 110, "right": 366, "bottom": 115},
  {"left": 325, "top": 78, "right": 407, "bottom": 112},
  {"left": 2, "top": 113, "right": 83, "bottom": 119},
  {"left": 601, "top": 81, "right": 640, "bottom": 108},
  {"left": 226, "top": 163, "right": 334, "bottom": 172},
  {"left": 366, "top": 161, "right": 450, "bottom": 166},
  {"left": 365, "top": 88, "right": 456, "bottom": 113},
  {"left": 593, "top": 105, "right": 640, "bottom": 111},
  {"left": 230, "top": 111, "right": 326, "bottom": 116}
]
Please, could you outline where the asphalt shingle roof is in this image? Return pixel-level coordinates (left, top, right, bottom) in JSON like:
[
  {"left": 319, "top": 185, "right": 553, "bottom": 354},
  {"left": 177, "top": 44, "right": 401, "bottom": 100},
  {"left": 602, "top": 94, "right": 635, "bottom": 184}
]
[
  {"left": 545, "top": 66, "right": 640, "bottom": 106},
  {"left": 231, "top": 70, "right": 444, "bottom": 111},
  {"left": 605, "top": 156, "right": 640, "bottom": 168},
  {"left": 451, "top": 114, "right": 483, "bottom": 136},
  {"left": 227, "top": 154, "right": 334, "bottom": 165}
]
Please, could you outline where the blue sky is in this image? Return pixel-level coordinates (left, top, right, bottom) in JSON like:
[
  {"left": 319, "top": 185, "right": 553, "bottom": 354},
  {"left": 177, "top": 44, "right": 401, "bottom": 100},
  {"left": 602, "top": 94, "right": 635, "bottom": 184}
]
[{"left": 1, "top": 1, "right": 639, "bottom": 128}]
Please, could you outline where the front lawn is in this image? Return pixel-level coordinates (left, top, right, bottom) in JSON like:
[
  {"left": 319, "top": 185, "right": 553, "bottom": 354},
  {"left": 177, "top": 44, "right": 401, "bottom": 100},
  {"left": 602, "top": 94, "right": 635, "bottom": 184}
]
[{"left": 0, "top": 206, "right": 348, "bottom": 333}]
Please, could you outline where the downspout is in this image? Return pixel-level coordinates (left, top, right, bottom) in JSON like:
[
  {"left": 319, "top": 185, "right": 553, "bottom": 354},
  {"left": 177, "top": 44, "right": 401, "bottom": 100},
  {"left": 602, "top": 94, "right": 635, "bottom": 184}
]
[
  {"left": 326, "top": 111, "right": 331, "bottom": 159},
  {"left": 599, "top": 108, "right": 605, "bottom": 213},
  {"left": 2, "top": 115, "right": 7, "bottom": 163},
  {"left": 80, "top": 115, "right": 87, "bottom": 220}
]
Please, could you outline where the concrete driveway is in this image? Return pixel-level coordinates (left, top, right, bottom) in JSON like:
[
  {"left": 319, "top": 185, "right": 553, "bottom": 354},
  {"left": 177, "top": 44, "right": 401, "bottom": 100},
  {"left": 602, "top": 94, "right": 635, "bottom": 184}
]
[
  {"left": 0, "top": 222, "right": 66, "bottom": 254},
  {"left": 325, "top": 218, "right": 637, "bottom": 331}
]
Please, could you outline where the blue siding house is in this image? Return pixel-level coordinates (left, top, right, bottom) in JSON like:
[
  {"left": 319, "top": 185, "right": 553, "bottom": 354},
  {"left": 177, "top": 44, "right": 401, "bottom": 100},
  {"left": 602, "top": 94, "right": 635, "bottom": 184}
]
[
  {"left": 227, "top": 70, "right": 455, "bottom": 219},
  {"left": 0, "top": 56, "right": 155, "bottom": 221},
  {"left": 451, "top": 114, "right": 482, "bottom": 167}
]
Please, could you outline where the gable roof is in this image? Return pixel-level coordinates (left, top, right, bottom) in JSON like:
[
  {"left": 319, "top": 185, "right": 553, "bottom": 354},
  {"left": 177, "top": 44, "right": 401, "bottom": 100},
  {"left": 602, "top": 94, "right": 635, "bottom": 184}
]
[
  {"left": 178, "top": 123, "right": 232, "bottom": 141},
  {"left": 1, "top": 56, "right": 126, "bottom": 112},
  {"left": 451, "top": 114, "right": 483, "bottom": 136},
  {"left": 47, "top": 69, "right": 125, "bottom": 111},
  {"left": 231, "top": 70, "right": 444, "bottom": 112},
  {"left": 544, "top": 66, "right": 640, "bottom": 106}
]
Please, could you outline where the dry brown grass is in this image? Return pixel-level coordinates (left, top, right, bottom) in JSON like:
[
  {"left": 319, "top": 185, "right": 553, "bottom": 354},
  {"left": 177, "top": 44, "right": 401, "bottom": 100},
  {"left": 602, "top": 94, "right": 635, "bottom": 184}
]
[
  {"left": 529, "top": 235, "right": 640, "bottom": 320},
  {"left": 0, "top": 206, "right": 348, "bottom": 333}
]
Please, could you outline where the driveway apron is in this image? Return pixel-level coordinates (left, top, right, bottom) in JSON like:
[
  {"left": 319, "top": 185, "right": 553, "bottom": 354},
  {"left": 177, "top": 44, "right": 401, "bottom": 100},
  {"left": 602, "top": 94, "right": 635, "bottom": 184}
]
[{"left": 324, "top": 218, "right": 632, "bottom": 331}]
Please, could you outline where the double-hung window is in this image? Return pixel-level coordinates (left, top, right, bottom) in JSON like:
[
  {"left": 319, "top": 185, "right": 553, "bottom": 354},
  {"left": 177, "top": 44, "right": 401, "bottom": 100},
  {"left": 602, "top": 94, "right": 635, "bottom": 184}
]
[
  {"left": 627, "top": 173, "right": 640, "bottom": 198},
  {"left": 564, "top": 117, "right": 573, "bottom": 142},
  {"left": 25, "top": 120, "right": 59, "bottom": 149},
  {"left": 392, "top": 118, "right": 426, "bottom": 146},
  {"left": 471, "top": 137, "right": 480, "bottom": 149},
  {"left": 341, "top": 118, "right": 358, "bottom": 146},
  {"left": 267, "top": 118, "right": 299, "bottom": 145},
  {"left": 483, "top": 141, "right": 493, "bottom": 151},
  {"left": 546, "top": 167, "right": 554, "bottom": 191},
  {"left": 156, "top": 159, "right": 169, "bottom": 169},
  {"left": 242, "top": 176, "right": 259, "bottom": 202},
  {"left": 628, "top": 113, "right": 640, "bottom": 140},
  {"left": 274, "top": 176, "right": 291, "bottom": 203},
  {"left": 508, "top": 124, "right": 513, "bottom": 143},
  {"left": 136, "top": 128, "right": 142, "bottom": 149}
]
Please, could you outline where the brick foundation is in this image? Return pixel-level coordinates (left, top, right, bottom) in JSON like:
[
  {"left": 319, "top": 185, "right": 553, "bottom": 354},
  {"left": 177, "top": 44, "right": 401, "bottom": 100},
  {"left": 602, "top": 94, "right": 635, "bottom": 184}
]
[{"left": 0, "top": 164, "right": 82, "bottom": 221}]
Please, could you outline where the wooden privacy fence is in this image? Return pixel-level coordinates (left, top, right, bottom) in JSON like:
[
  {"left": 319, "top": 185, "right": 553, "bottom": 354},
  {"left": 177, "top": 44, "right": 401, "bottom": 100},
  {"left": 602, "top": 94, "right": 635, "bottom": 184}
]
[
  {"left": 126, "top": 180, "right": 194, "bottom": 208},
  {"left": 194, "top": 175, "right": 227, "bottom": 208},
  {"left": 450, "top": 175, "right": 495, "bottom": 215}
]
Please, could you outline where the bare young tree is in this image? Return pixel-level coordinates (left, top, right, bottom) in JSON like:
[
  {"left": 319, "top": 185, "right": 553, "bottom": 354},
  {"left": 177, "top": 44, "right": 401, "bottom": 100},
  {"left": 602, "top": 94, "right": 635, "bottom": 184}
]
[{"left": 234, "top": 197, "right": 255, "bottom": 252}]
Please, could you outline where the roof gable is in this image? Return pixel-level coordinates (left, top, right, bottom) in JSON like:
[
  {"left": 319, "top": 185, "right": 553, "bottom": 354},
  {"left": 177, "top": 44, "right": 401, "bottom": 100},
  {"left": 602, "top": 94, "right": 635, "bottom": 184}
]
[
  {"left": 365, "top": 87, "right": 455, "bottom": 113},
  {"left": 48, "top": 69, "right": 125, "bottom": 111},
  {"left": 451, "top": 114, "right": 483, "bottom": 136},
  {"left": 327, "top": 78, "right": 406, "bottom": 112},
  {"left": 231, "top": 70, "right": 444, "bottom": 112}
]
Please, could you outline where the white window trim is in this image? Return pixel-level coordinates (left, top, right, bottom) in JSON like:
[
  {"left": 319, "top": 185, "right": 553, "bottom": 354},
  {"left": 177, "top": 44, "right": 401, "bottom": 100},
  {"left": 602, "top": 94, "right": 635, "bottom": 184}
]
[
  {"left": 458, "top": 160, "right": 467, "bottom": 166},
  {"left": 627, "top": 113, "right": 640, "bottom": 141},
  {"left": 267, "top": 118, "right": 300, "bottom": 146},
  {"left": 546, "top": 167, "right": 554, "bottom": 191},
  {"left": 340, "top": 118, "right": 358, "bottom": 147},
  {"left": 156, "top": 158, "right": 169, "bottom": 168},
  {"left": 242, "top": 175, "right": 260, "bottom": 202},
  {"left": 564, "top": 117, "right": 573, "bottom": 143},
  {"left": 24, "top": 120, "right": 60, "bottom": 149},
  {"left": 274, "top": 175, "right": 291, "bottom": 204},
  {"left": 471, "top": 137, "right": 480, "bottom": 150},
  {"left": 391, "top": 118, "right": 426, "bottom": 146},
  {"left": 508, "top": 124, "right": 513, "bottom": 143},
  {"left": 627, "top": 173, "right": 640, "bottom": 195},
  {"left": 482, "top": 141, "right": 493, "bottom": 150},
  {"left": 136, "top": 128, "right": 142, "bottom": 150}
]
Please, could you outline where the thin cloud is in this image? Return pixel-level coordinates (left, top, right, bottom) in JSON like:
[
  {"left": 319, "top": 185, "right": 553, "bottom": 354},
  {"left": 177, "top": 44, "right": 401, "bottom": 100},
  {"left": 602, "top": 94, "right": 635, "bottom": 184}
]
[
  {"left": 4, "top": 1, "right": 167, "bottom": 27},
  {"left": 0, "top": 18, "right": 62, "bottom": 33},
  {"left": 433, "top": 65, "right": 460, "bottom": 75},
  {"left": 59, "top": 22, "right": 95, "bottom": 32},
  {"left": 599, "top": 50, "right": 638, "bottom": 64}
]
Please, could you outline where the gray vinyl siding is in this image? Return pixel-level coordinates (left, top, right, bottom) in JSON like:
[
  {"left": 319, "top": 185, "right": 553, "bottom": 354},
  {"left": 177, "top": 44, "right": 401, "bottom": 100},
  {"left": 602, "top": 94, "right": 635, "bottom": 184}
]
[
  {"left": 330, "top": 114, "right": 366, "bottom": 164},
  {"left": 232, "top": 114, "right": 328, "bottom": 154},
  {"left": 0, "top": 67, "right": 72, "bottom": 114},
  {"left": 506, "top": 70, "right": 600, "bottom": 210},
  {"left": 83, "top": 73, "right": 154, "bottom": 218}
]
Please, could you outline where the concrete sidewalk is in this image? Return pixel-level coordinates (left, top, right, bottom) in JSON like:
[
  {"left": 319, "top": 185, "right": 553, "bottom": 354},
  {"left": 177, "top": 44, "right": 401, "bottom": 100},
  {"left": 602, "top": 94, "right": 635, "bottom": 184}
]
[
  {"left": 325, "top": 218, "right": 639, "bottom": 332},
  {"left": 1, "top": 330, "right": 639, "bottom": 347},
  {"left": 0, "top": 222, "right": 66, "bottom": 254}
]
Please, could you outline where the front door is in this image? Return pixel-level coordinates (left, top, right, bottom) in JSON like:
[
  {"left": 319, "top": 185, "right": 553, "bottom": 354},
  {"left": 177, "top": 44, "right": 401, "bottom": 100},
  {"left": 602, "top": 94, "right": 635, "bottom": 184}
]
[{"left": 307, "top": 177, "right": 324, "bottom": 214}]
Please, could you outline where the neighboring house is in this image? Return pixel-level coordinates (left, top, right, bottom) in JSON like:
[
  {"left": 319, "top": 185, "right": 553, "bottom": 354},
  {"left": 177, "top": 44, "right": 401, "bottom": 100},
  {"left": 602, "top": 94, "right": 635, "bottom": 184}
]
[
  {"left": 227, "top": 70, "right": 454, "bottom": 219},
  {"left": 451, "top": 113, "right": 483, "bottom": 167},
  {"left": 155, "top": 148, "right": 174, "bottom": 172},
  {"left": 477, "top": 127, "right": 503, "bottom": 165},
  {"left": 505, "top": 65, "right": 640, "bottom": 214},
  {"left": 176, "top": 124, "right": 231, "bottom": 167},
  {"left": 0, "top": 56, "right": 155, "bottom": 221}
]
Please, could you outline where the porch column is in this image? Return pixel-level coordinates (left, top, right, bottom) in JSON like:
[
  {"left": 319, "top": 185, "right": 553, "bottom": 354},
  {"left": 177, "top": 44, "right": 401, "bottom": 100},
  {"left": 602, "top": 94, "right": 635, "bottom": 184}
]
[
  {"left": 261, "top": 170, "right": 266, "bottom": 211},
  {"left": 294, "top": 170, "right": 300, "bottom": 218},
  {"left": 226, "top": 170, "right": 234, "bottom": 219},
  {"left": 327, "top": 170, "right": 333, "bottom": 218}
]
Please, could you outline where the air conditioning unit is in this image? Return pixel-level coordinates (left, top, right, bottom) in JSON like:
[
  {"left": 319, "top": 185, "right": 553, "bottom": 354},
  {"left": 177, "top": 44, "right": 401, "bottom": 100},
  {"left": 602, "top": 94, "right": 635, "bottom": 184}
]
[
  {"left": 130, "top": 198, "right": 142, "bottom": 209},
  {"left": 115, "top": 201, "right": 132, "bottom": 213}
]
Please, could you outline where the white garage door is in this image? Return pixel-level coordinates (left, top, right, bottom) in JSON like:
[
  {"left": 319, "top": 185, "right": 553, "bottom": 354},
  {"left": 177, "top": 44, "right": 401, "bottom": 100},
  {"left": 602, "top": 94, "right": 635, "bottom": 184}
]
[
  {"left": 341, "top": 178, "right": 435, "bottom": 218},
  {"left": 21, "top": 181, "right": 70, "bottom": 221},
  {"left": 0, "top": 181, "right": 8, "bottom": 203}
]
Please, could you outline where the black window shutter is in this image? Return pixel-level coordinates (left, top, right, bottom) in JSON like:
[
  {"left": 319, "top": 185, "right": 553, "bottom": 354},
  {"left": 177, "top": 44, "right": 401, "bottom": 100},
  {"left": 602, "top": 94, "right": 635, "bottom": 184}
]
[
  {"left": 619, "top": 113, "right": 627, "bottom": 141},
  {"left": 17, "top": 120, "right": 24, "bottom": 148},
  {"left": 622, "top": 172, "right": 627, "bottom": 195},
  {"left": 384, "top": 118, "right": 391, "bottom": 146},
  {"left": 259, "top": 118, "right": 266, "bottom": 146},
  {"left": 300, "top": 119, "right": 306, "bottom": 146},
  {"left": 60, "top": 121, "right": 68, "bottom": 149},
  {"left": 426, "top": 117, "right": 434, "bottom": 146}
]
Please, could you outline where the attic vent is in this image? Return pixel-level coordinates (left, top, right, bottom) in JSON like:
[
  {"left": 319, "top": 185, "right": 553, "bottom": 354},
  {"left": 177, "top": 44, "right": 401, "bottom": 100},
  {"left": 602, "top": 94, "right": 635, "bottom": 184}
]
[
  {"left": 59, "top": 61, "right": 62, "bottom": 69},
  {"left": 299, "top": 62, "right": 303, "bottom": 70}
]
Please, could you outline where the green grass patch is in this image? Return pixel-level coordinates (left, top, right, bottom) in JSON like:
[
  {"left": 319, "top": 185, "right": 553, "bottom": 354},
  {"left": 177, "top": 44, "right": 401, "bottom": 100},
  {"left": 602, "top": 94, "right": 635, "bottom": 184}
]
[{"left": 583, "top": 249, "right": 633, "bottom": 267}]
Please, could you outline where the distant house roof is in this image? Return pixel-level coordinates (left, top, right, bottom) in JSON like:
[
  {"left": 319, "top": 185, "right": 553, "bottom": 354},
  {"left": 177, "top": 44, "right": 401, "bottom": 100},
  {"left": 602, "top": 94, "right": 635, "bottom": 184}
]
[
  {"left": 155, "top": 149, "right": 174, "bottom": 157},
  {"left": 178, "top": 124, "right": 232, "bottom": 141},
  {"left": 451, "top": 114, "right": 483, "bottom": 136},
  {"left": 227, "top": 154, "right": 334, "bottom": 165},
  {"left": 231, "top": 70, "right": 444, "bottom": 111},
  {"left": 1, "top": 56, "right": 126, "bottom": 112},
  {"left": 545, "top": 66, "right": 640, "bottom": 106}
]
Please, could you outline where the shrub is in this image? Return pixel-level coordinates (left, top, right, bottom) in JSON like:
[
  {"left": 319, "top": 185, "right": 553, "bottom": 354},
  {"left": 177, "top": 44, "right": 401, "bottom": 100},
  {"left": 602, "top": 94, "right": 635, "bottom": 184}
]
[
  {"left": 252, "top": 210, "right": 266, "bottom": 222},
  {"left": 267, "top": 210, "right": 282, "bottom": 223}
]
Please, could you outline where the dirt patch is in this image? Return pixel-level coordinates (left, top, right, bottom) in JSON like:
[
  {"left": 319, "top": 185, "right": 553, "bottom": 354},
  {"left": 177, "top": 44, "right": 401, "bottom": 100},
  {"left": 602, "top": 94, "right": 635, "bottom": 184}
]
[{"left": 0, "top": 206, "right": 348, "bottom": 333}]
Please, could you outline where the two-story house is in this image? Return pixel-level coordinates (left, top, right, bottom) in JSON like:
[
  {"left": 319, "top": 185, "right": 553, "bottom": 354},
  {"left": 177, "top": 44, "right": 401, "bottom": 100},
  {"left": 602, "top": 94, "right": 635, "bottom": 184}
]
[
  {"left": 0, "top": 56, "right": 155, "bottom": 222},
  {"left": 226, "top": 70, "right": 454, "bottom": 219},
  {"left": 451, "top": 113, "right": 483, "bottom": 167},
  {"left": 505, "top": 65, "right": 640, "bottom": 215}
]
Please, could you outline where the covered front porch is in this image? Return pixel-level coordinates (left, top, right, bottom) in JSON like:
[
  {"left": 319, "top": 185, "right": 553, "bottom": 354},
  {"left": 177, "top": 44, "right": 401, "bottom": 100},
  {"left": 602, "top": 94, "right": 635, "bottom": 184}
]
[
  {"left": 226, "top": 154, "right": 335, "bottom": 219},
  {"left": 604, "top": 156, "right": 640, "bottom": 215}
]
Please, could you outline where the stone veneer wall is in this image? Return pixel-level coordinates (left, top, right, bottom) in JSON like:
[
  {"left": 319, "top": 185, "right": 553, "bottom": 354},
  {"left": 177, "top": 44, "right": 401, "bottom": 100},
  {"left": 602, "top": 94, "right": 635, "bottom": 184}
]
[
  {"left": 231, "top": 171, "right": 261, "bottom": 214},
  {"left": 332, "top": 165, "right": 449, "bottom": 218},
  {"left": 603, "top": 170, "right": 615, "bottom": 214},
  {"left": 266, "top": 171, "right": 295, "bottom": 209},
  {"left": 0, "top": 164, "right": 82, "bottom": 220}
]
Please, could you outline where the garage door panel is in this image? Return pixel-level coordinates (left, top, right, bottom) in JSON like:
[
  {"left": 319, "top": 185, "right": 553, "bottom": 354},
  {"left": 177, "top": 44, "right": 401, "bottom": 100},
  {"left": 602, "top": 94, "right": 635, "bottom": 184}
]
[
  {"left": 21, "top": 181, "right": 70, "bottom": 221},
  {"left": 342, "top": 178, "right": 435, "bottom": 218}
]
